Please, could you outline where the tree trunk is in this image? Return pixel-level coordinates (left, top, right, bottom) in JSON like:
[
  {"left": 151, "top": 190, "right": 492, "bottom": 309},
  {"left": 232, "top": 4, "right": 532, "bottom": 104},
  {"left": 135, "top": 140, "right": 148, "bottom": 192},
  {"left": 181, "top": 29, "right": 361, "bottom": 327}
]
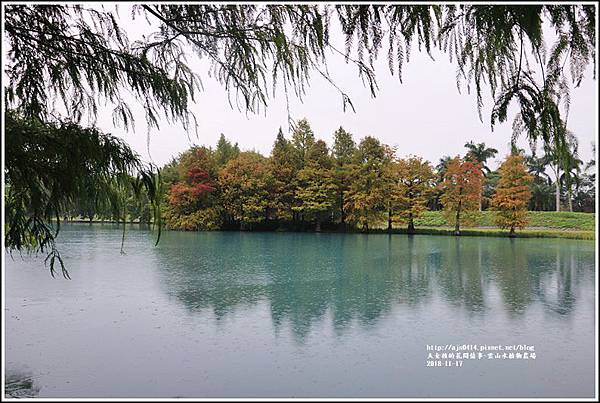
[
  {"left": 120, "top": 208, "right": 127, "bottom": 255},
  {"left": 387, "top": 208, "right": 392, "bottom": 233},
  {"left": 509, "top": 226, "right": 516, "bottom": 237},
  {"left": 454, "top": 200, "right": 461, "bottom": 236},
  {"left": 568, "top": 186, "right": 573, "bottom": 212},
  {"left": 555, "top": 167, "right": 561, "bottom": 212},
  {"left": 340, "top": 191, "right": 345, "bottom": 225},
  {"left": 407, "top": 213, "right": 415, "bottom": 234},
  {"left": 315, "top": 220, "right": 321, "bottom": 232}
]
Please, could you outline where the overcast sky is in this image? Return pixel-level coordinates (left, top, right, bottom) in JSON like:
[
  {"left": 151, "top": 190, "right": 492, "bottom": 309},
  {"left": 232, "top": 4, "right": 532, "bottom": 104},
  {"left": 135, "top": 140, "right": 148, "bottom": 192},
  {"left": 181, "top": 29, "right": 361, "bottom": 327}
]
[{"left": 19, "top": 5, "right": 600, "bottom": 173}]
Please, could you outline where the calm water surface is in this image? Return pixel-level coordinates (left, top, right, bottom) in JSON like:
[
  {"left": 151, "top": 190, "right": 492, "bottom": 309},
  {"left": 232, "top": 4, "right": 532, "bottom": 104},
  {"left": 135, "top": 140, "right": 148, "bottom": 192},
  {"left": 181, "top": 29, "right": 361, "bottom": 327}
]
[{"left": 4, "top": 224, "right": 596, "bottom": 398}]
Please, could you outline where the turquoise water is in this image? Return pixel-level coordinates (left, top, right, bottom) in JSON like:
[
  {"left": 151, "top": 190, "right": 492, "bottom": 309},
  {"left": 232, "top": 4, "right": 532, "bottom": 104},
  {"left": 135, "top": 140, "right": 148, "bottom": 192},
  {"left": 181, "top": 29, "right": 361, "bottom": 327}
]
[{"left": 4, "top": 224, "right": 596, "bottom": 398}]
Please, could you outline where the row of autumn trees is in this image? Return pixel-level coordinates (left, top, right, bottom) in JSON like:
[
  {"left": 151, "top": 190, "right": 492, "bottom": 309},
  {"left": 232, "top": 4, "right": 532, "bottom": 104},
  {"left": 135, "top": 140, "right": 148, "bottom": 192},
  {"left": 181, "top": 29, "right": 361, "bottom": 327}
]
[{"left": 154, "top": 119, "right": 554, "bottom": 236}]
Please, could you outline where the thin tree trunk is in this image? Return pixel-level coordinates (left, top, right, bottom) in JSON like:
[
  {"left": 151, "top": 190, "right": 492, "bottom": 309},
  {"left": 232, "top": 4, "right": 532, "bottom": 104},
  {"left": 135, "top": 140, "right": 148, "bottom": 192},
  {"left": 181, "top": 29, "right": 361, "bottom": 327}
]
[
  {"left": 567, "top": 186, "right": 573, "bottom": 212},
  {"left": 454, "top": 200, "right": 462, "bottom": 236},
  {"left": 407, "top": 212, "right": 415, "bottom": 234},
  {"left": 120, "top": 206, "right": 127, "bottom": 254},
  {"left": 555, "top": 178, "right": 561, "bottom": 212},
  {"left": 340, "top": 191, "right": 345, "bottom": 225},
  {"left": 554, "top": 165, "right": 561, "bottom": 212},
  {"left": 387, "top": 208, "right": 392, "bottom": 233},
  {"left": 315, "top": 219, "right": 321, "bottom": 232}
]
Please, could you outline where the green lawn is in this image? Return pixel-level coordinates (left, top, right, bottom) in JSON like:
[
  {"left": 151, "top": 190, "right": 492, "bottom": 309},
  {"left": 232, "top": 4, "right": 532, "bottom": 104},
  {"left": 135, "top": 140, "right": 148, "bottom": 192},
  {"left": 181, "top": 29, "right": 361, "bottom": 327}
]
[
  {"left": 410, "top": 211, "right": 595, "bottom": 231},
  {"left": 373, "top": 227, "right": 595, "bottom": 240},
  {"left": 371, "top": 211, "right": 595, "bottom": 240}
]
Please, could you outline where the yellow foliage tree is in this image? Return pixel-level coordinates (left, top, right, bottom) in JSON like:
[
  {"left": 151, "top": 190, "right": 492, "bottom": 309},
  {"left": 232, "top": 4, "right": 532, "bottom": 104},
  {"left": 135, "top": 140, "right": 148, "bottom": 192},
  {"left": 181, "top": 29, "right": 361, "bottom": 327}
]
[{"left": 491, "top": 154, "right": 533, "bottom": 236}]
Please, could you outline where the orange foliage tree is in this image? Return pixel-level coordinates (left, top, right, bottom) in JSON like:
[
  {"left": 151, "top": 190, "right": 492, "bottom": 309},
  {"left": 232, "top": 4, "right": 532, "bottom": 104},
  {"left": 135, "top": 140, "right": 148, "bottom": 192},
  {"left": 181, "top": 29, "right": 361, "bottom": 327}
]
[
  {"left": 168, "top": 148, "right": 216, "bottom": 215},
  {"left": 439, "top": 157, "right": 483, "bottom": 235},
  {"left": 163, "top": 147, "right": 221, "bottom": 231},
  {"left": 491, "top": 154, "right": 533, "bottom": 236}
]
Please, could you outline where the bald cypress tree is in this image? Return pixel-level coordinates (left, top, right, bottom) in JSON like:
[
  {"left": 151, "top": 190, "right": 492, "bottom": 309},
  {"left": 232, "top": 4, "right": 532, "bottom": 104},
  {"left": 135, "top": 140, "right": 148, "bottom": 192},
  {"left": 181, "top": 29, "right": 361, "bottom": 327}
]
[
  {"left": 440, "top": 157, "right": 484, "bottom": 236},
  {"left": 344, "top": 137, "right": 393, "bottom": 232},
  {"left": 332, "top": 127, "right": 356, "bottom": 228},
  {"left": 294, "top": 141, "right": 337, "bottom": 231},
  {"left": 491, "top": 154, "right": 533, "bottom": 236},
  {"left": 269, "top": 128, "right": 298, "bottom": 224}
]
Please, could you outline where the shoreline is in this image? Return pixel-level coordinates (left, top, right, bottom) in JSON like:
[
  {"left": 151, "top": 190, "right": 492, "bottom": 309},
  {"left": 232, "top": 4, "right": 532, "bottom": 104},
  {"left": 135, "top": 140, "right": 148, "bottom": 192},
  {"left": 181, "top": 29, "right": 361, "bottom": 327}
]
[{"left": 60, "top": 219, "right": 595, "bottom": 240}]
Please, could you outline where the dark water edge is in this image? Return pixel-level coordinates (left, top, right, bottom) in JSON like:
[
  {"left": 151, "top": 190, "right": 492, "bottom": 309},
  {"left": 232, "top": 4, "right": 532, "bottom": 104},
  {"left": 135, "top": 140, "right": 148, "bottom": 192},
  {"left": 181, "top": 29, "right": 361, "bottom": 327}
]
[
  {"left": 4, "top": 225, "right": 596, "bottom": 398},
  {"left": 58, "top": 219, "right": 595, "bottom": 240}
]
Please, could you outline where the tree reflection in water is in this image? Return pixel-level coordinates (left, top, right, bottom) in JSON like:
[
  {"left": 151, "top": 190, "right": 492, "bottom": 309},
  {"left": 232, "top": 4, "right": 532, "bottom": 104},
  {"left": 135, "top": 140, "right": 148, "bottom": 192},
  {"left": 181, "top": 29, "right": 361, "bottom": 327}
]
[
  {"left": 5, "top": 369, "right": 40, "bottom": 398},
  {"left": 153, "top": 232, "right": 594, "bottom": 342}
]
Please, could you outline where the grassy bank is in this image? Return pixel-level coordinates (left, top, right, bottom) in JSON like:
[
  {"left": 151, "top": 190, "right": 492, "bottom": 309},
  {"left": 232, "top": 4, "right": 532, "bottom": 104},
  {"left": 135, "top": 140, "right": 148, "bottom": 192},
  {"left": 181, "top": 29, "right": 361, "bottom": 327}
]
[
  {"left": 368, "top": 226, "right": 595, "bottom": 240},
  {"left": 63, "top": 211, "right": 596, "bottom": 240},
  {"left": 374, "top": 211, "right": 595, "bottom": 240},
  {"left": 408, "top": 211, "right": 595, "bottom": 231}
]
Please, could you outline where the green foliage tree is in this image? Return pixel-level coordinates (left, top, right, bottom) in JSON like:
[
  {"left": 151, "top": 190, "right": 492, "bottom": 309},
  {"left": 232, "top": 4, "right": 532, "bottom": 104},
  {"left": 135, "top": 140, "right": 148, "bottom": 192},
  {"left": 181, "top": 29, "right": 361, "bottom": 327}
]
[
  {"left": 294, "top": 141, "right": 337, "bottom": 231},
  {"left": 5, "top": 112, "right": 162, "bottom": 277},
  {"left": 215, "top": 133, "right": 240, "bottom": 167},
  {"left": 573, "top": 144, "right": 596, "bottom": 213},
  {"left": 559, "top": 151, "right": 584, "bottom": 213},
  {"left": 481, "top": 170, "right": 501, "bottom": 211},
  {"left": 390, "top": 156, "right": 436, "bottom": 233},
  {"left": 428, "top": 155, "right": 453, "bottom": 210},
  {"left": 464, "top": 141, "right": 498, "bottom": 173},
  {"left": 344, "top": 137, "right": 393, "bottom": 232},
  {"left": 219, "top": 152, "right": 274, "bottom": 230},
  {"left": 332, "top": 127, "right": 356, "bottom": 226},
  {"left": 291, "top": 118, "right": 316, "bottom": 168},
  {"left": 7, "top": 5, "right": 594, "bottom": 133},
  {"left": 464, "top": 141, "right": 498, "bottom": 210},
  {"left": 543, "top": 130, "right": 580, "bottom": 212},
  {"left": 524, "top": 153, "right": 554, "bottom": 211},
  {"left": 269, "top": 128, "right": 299, "bottom": 223}
]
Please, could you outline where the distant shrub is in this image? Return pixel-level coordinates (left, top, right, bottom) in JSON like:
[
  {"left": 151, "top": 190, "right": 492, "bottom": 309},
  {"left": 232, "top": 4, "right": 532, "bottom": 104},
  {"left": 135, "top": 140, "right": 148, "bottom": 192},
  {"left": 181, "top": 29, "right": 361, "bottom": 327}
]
[{"left": 163, "top": 207, "right": 222, "bottom": 231}]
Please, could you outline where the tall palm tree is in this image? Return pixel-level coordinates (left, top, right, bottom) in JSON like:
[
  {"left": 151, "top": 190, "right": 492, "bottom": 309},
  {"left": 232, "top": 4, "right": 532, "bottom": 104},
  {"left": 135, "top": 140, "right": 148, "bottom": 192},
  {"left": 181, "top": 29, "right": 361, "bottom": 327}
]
[
  {"left": 464, "top": 141, "right": 498, "bottom": 210},
  {"left": 525, "top": 153, "right": 552, "bottom": 184},
  {"left": 585, "top": 142, "right": 596, "bottom": 181},
  {"left": 560, "top": 153, "right": 583, "bottom": 212},
  {"left": 544, "top": 130, "right": 579, "bottom": 212},
  {"left": 436, "top": 155, "right": 453, "bottom": 179},
  {"left": 464, "top": 141, "right": 498, "bottom": 173},
  {"left": 431, "top": 156, "right": 453, "bottom": 211},
  {"left": 525, "top": 153, "right": 554, "bottom": 211}
]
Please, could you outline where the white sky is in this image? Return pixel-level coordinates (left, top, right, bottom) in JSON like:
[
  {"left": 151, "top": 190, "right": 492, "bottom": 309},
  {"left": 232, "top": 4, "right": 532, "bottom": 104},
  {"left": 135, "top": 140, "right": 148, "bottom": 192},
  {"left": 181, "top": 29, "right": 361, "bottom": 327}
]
[{"left": 6, "top": 4, "right": 598, "bottom": 173}]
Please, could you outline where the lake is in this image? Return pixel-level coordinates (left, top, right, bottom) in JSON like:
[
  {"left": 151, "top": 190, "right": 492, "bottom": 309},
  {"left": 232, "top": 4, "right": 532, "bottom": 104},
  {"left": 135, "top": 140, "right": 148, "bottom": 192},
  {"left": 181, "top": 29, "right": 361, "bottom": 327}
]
[{"left": 4, "top": 224, "right": 596, "bottom": 398}]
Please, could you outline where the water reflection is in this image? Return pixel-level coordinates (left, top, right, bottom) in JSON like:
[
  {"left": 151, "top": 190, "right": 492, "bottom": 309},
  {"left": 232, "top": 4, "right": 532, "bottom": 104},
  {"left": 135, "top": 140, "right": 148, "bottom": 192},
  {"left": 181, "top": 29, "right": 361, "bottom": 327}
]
[
  {"left": 4, "top": 369, "right": 40, "bottom": 398},
  {"left": 4, "top": 227, "right": 595, "bottom": 398},
  {"left": 154, "top": 232, "right": 594, "bottom": 342}
]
